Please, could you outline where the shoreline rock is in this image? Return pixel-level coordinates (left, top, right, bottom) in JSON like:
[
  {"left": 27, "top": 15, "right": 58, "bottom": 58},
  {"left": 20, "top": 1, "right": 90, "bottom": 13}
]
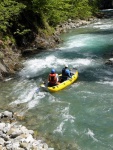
[
  {"left": 0, "top": 110, "right": 54, "bottom": 150},
  {"left": 105, "top": 58, "right": 113, "bottom": 65},
  {"left": 0, "top": 39, "right": 23, "bottom": 81},
  {"left": 54, "top": 17, "right": 98, "bottom": 35}
]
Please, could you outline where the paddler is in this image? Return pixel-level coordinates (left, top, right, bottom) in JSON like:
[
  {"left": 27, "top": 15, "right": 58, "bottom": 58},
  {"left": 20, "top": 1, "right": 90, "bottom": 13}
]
[
  {"left": 61, "top": 64, "right": 72, "bottom": 82},
  {"left": 48, "top": 69, "right": 59, "bottom": 87}
]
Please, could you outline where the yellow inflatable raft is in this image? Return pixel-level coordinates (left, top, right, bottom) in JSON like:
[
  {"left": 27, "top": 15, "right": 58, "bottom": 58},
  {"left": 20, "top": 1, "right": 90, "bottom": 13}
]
[{"left": 47, "top": 71, "right": 78, "bottom": 92}]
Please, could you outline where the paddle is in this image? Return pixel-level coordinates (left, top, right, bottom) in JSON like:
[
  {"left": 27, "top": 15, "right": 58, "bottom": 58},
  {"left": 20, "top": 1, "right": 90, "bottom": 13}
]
[{"left": 36, "top": 81, "right": 47, "bottom": 93}]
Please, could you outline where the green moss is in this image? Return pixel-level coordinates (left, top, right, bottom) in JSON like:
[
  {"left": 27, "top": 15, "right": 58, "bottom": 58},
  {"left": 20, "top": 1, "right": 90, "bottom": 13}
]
[{"left": 33, "top": 130, "right": 38, "bottom": 138}]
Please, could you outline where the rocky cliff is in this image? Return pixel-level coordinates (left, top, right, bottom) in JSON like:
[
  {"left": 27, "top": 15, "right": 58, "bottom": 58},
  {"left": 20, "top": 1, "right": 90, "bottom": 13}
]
[
  {"left": 0, "top": 33, "right": 61, "bottom": 80},
  {"left": 0, "top": 39, "right": 22, "bottom": 80}
]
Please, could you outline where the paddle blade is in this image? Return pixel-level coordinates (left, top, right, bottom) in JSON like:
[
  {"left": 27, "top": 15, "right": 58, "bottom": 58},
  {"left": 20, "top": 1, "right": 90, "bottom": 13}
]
[{"left": 40, "top": 84, "right": 46, "bottom": 88}]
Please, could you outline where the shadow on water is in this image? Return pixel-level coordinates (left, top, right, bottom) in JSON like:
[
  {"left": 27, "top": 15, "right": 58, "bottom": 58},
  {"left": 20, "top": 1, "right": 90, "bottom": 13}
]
[
  {"left": 82, "top": 29, "right": 113, "bottom": 35},
  {"left": 78, "top": 64, "right": 113, "bottom": 82}
]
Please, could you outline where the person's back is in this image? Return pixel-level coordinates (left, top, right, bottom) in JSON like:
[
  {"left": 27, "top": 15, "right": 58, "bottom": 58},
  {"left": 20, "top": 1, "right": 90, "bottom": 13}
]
[
  {"left": 61, "top": 65, "right": 71, "bottom": 82},
  {"left": 48, "top": 69, "right": 59, "bottom": 86}
]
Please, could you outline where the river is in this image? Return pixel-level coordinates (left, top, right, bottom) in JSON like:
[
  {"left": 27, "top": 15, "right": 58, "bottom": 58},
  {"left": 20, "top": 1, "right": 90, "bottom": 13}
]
[{"left": 0, "top": 13, "right": 113, "bottom": 150}]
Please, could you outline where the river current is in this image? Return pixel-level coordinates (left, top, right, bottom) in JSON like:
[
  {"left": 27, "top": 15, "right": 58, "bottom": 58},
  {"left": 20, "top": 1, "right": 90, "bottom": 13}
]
[{"left": 0, "top": 16, "right": 113, "bottom": 149}]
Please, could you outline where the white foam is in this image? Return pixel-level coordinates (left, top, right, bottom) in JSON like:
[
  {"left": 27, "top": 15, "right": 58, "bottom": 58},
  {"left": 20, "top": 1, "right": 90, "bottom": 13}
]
[
  {"left": 53, "top": 106, "right": 75, "bottom": 134},
  {"left": 19, "top": 58, "right": 50, "bottom": 77},
  {"left": 19, "top": 54, "right": 96, "bottom": 78},
  {"left": 59, "top": 35, "right": 90, "bottom": 50},
  {"left": 93, "top": 24, "right": 113, "bottom": 30},
  {"left": 86, "top": 128, "right": 98, "bottom": 142},
  {"left": 109, "top": 134, "right": 113, "bottom": 138},
  {"left": 27, "top": 92, "right": 45, "bottom": 109},
  {"left": 94, "top": 21, "right": 102, "bottom": 25},
  {"left": 101, "top": 9, "right": 113, "bottom": 11},
  {"left": 76, "top": 58, "right": 94, "bottom": 66},
  {"left": 19, "top": 56, "right": 67, "bottom": 78},
  {"left": 67, "top": 38, "right": 86, "bottom": 48},
  {"left": 53, "top": 121, "right": 65, "bottom": 134},
  {"left": 61, "top": 107, "right": 75, "bottom": 123},
  {"left": 10, "top": 81, "right": 46, "bottom": 109},
  {"left": 97, "top": 81, "right": 113, "bottom": 86},
  {"left": 10, "top": 87, "right": 38, "bottom": 105},
  {"left": 4, "top": 78, "right": 13, "bottom": 82}
]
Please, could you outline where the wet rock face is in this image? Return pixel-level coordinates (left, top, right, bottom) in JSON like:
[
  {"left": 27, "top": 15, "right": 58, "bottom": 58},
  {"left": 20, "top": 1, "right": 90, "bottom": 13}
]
[
  {"left": 0, "top": 40, "right": 22, "bottom": 80},
  {"left": 105, "top": 58, "right": 113, "bottom": 65},
  {"left": 22, "top": 33, "right": 62, "bottom": 55}
]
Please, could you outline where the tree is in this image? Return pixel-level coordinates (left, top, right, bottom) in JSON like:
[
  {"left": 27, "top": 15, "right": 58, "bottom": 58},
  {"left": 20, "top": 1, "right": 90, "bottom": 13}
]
[{"left": 0, "top": 0, "right": 25, "bottom": 33}]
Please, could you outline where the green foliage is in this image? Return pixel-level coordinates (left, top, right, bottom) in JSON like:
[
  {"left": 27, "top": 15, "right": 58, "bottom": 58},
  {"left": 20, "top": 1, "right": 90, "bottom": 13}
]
[
  {"left": 0, "top": 0, "right": 101, "bottom": 45},
  {"left": 0, "top": 0, "right": 25, "bottom": 32},
  {"left": 31, "top": 0, "right": 94, "bottom": 26},
  {"left": 71, "top": 0, "right": 92, "bottom": 19}
]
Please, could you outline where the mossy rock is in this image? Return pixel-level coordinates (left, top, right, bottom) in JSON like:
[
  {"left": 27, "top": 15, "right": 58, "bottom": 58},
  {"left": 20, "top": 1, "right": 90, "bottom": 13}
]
[
  {"left": 33, "top": 130, "right": 38, "bottom": 138},
  {"left": 0, "top": 51, "right": 4, "bottom": 59}
]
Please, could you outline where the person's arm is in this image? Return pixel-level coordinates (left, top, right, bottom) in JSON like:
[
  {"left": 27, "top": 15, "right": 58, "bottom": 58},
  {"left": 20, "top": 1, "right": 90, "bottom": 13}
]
[
  {"left": 67, "top": 70, "right": 72, "bottom": 78},
  {"left": 56, "top": 74, "right": 59, "bottom": 82},
  {"left": 69, "top": 72, "right": 72, "bottom": 78}
]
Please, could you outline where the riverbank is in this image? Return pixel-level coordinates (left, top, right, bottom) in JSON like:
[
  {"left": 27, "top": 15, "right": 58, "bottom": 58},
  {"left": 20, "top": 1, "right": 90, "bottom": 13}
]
[
  {"left": 0, "top": 110, "right": 54, "bottom": 150},
  {"left": 0, "top": 17, "right": 99, "bottom": 81}
]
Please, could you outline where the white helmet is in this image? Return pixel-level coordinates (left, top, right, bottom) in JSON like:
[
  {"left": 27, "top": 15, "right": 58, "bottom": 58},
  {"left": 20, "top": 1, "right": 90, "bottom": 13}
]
[{"left": 65, "top": 64, "right": 68, "bottom": 68}]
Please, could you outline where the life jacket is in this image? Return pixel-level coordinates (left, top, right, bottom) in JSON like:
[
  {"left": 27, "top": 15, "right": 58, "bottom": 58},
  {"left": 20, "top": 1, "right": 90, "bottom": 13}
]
[{"left": 49, "top": 73, "right": 57, "bottom": 84}]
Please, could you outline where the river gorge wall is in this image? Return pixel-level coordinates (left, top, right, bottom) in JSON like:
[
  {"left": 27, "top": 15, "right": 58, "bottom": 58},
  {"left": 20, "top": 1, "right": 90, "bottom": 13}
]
[{"left": 0, "top": 17, "right": 101, "bottom": 80}]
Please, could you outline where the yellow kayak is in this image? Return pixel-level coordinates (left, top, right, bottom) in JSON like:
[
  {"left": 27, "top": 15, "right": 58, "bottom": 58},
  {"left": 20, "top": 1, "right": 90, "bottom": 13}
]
[{"left": 47, "top": 71, "right": 78, "bottom": 92}]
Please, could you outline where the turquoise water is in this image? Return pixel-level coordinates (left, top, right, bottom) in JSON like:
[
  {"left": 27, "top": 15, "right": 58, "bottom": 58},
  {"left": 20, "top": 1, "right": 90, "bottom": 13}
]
[{"left": 1, "top": 18, "right": 113, "bottom": 149}]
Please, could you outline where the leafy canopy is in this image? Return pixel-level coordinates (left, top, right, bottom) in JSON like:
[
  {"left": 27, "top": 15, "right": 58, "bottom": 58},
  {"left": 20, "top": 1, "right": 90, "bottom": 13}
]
[{"left": 0, "top": 0, "right": 25, "bottom": 32}]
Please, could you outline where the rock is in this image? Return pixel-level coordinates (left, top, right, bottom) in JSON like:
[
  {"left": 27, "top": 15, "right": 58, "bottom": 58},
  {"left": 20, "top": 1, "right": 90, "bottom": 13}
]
[
  {"left": 11, "top": 142, "right": 20, "bottom": 149},
  {"left": 20, "top": 142, "right": 31, "bottom": 149},
  {"left": 55, "top": 18, "right": 98, "bottom": 35},
  {"left": 0, "top": 137, "right": 5, "bottom": 145},
  {"left": 0, "top": 111, "right": 54, "bottom": 150},
  {"left": 4, "top": 140, "right": 12, "bottom": 146},
  {"left": 0, "top": 131, "right": 3, "bottom": 136},
  {"left": 9, "top": 131, "right": 23, "bottom": 138},
  {"left": 0, "top": 113, "right": 2, "bottom": 118},
  {"left": 3, "top": 123, "right": 11, "bottom": 133},
  {"left": 7, "top": 127, "right": 23, "bottom": 138},
  {"left": 109, "top": 58, "right": 113, "bottom": 61},
  {"left": 15, "top": 133, "right": 27, "bottom": 141},
  {"left": 0, "top": 145, "right": 5, "bottom": 149},
  {"left": 0, "top": 122, "right": 6, "bottom": 131},
  {"left": 0, "top": 40, "right": 3, "bottom": 46},
  {"left": 0, "top": 51, "right": 4, "bottom": 59},
  {"left": 2, "top": 111, "right": 13, "bottom": 119},
  {"left": 105, "top": 58, "right": 113, "bottom": 65},
  {"left": 1, "top": 133, "right": 9, "bottom": 141},
  {"left": 6, "top": 143, "right": 13, "bottom": 150},
  {"left": 20, "top": 134, "right": 34, "bottom": 143},
  {"left": 20, "top": 126, "right": 29, "bottom": 134},
  {"left": 28, "top": 130, "right": 34, "bottom": 135},
  {"left": 43, "top": 143, "right": 48, "bottom": 149},
  {"left": 0, "top": 61, "right": 8, "bottom": 73}
]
